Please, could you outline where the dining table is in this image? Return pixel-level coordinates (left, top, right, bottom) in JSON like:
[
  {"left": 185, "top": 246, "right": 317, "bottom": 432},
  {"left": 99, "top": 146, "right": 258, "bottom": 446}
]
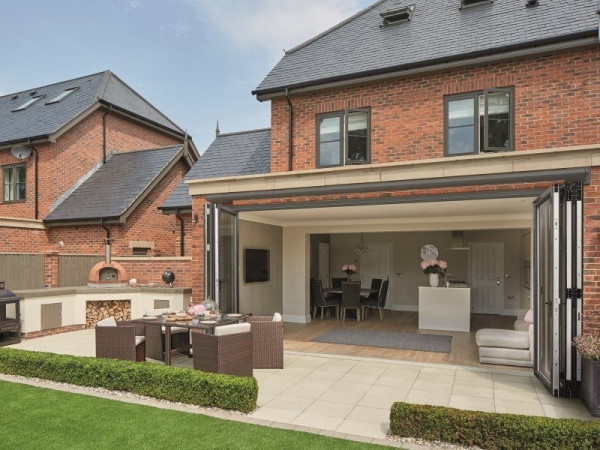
[
  {"left": 323, "top": 287, "right": 379, "bottom": 296},
  {"left": 132, "top": 313, "right": 249, "bottom": 365}
]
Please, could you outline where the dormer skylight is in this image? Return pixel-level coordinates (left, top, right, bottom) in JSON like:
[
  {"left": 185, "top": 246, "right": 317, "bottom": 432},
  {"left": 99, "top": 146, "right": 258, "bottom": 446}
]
[
  {"left": 380, "top": 5, "right": 415, "bottom": 27},
  {"left": 46, "top": 87, "right": 78, "bottom": 105},
  {"left": 12, "top": 95, "right": 43, "bottom": 112},
  {"left": 460, "top": 0, "right": 493, "bottom": 9},
  {"left": 526, "top": 0, "right": 539, "bottom": 7}
]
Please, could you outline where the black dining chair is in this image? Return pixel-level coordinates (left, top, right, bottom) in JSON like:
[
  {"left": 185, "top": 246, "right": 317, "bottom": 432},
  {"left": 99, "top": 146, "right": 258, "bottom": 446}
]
[
  {"left": 362, "top": 279, "right": 389, "bottom": 320},
  {"left": 331, "top": 277, "right": 346, "bottom": 302},
  {"left": 367, "top": 278, "right": 383, "bottom": 302},
  {"left": 341, "top": 281, "right": 362, "bottom": 322},
  {"left": 311, "top": 279, "right": 341, "bottom": 320}
]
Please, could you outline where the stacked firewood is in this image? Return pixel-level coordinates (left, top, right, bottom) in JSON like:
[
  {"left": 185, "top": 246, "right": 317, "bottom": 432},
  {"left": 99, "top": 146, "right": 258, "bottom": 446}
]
[{"left": 86, "top": 301, "right": 131, "bottom": 327}]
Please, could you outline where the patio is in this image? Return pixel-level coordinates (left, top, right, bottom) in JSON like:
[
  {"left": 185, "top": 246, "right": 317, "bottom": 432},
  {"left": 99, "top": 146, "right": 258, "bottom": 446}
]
[{"left": 9, "top": 328, "right": 596, "bottom": 441}]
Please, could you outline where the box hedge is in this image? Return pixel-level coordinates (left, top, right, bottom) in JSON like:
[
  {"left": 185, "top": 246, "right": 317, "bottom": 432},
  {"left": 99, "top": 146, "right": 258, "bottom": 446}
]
[
  {"left": 0, "top": 348, "right": 258, "bottom": 413},
  {"left": 390, "top": 402, "right": 600, "bottom": 450}
]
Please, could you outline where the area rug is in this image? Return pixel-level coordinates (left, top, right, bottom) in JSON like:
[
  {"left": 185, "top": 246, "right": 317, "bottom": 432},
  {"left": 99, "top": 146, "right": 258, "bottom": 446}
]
[{"left": 313, "top": 328, "right": 452, "bottom": 353}]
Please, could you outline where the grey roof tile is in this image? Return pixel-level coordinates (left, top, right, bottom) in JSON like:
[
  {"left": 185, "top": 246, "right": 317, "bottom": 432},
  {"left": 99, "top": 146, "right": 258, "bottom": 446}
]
[
  {"left": 160, "top": 129, "right": 271, "bottom": 209},
  {"left": 0, "top": 70, "right": 183, "bottom": 146},
  {"left": 255, "top": 0, "right": 599, "bottom": 94},
  {"left": 45, "top": 146, "right": 182, "bottom": 222}
]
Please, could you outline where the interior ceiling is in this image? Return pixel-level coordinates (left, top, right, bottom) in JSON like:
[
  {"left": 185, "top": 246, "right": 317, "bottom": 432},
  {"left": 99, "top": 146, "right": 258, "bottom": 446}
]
[{"left": 239, "top": 197, "right": 536, "bottom": 228}]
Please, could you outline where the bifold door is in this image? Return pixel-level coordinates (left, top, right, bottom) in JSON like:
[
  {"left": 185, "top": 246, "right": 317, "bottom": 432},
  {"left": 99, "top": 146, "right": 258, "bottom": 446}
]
[
  {"left": 205, "top": 204, "right": 238, "bottom": 314},
  {"left": 533, "top": 182, "right": 582, "bottom": 398}
]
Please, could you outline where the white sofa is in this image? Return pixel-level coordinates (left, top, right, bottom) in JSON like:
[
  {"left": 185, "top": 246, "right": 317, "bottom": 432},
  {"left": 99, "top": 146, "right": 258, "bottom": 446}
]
[{"left": 475, "top": 310, "right": 533, "bottom": 368}]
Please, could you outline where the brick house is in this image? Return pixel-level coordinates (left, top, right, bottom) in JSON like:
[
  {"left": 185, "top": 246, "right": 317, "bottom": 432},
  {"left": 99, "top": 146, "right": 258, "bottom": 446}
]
[
  {"left": 0, "top": 71, "right": 199, "bottom": 289},
  {"left": 179, "top": 0, "right": 599, "bottom": 397}
]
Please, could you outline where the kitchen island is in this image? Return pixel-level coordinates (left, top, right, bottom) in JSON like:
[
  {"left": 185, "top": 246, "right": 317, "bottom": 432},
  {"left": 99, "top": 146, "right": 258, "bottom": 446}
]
[{"left": 418, "top": 287, "right": 471, "bottom": 332}]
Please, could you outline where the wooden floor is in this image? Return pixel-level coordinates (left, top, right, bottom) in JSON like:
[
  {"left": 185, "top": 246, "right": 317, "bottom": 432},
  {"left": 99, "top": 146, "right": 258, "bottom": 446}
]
[{"left": 284, "top": 310, "right": 523, "bottom": 369}]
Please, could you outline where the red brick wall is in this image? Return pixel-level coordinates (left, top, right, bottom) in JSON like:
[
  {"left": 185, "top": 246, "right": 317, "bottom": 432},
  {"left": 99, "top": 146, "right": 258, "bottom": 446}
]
[
  {"left": 117, "top": 259, "right": 193, "bottom": 287},
  {"left": 271, "top": 47, "right": 600, "bottom": 172},
  {"left": 190, "top": 197, "right": 207, "bottom": 302},
  {"left": 0, "top": 109, "right": 182, "bottom": 221},
  {"left": 584, "top": 168, "right": 600, "bottom": 335}
]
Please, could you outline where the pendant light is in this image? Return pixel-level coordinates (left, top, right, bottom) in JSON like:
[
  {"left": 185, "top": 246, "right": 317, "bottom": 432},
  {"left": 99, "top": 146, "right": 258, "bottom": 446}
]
[{"left": 353, "top": 233, "right": 369, "bottom": 257}]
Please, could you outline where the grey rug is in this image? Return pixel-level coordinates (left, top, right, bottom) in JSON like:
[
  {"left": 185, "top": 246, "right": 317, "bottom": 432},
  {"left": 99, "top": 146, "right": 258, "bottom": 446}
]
[{"left": 313, "top": 328, "right": 452, "bottom": 353}]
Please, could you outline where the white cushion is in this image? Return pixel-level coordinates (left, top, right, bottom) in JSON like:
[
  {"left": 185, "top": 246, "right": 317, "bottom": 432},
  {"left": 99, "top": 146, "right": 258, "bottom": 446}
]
[
  {"left": 214, "top": 323, "right": 251, "bottom": 336},
  {"left": 144, "top": 308, "right": 173, "bottom": 316},
  {"left": 96, "top": 317, "right": 117, "bottom": 327},
  {"left": 161, "top": 326, "right": 188, "bottom": 334},
  {"left": 479, "top": 346, "right": 531, "bottom": 361},
  {"left": 514, "top": 319, "right": 530, "bottom": 332},
  {"left": 273, "top": 312, "right": 282, "bottom": 322},
  {"left": 524, "top": 309, "right": 534, "bottom": 324},
  {"left": 476, "top": 328, "right": 530, "bottom": 350},
  {"left": 135, "top": 336, "right": 146, "bottom": 346}
]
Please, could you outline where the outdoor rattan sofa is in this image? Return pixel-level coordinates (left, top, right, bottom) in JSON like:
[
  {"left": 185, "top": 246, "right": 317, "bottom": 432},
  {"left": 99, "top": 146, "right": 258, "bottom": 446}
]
[
  {"left": 95, "top": 317, "right": 145, "bottom": 362},
  {"left": 192, "top": 323, "right": 253, "bottom": 377}
]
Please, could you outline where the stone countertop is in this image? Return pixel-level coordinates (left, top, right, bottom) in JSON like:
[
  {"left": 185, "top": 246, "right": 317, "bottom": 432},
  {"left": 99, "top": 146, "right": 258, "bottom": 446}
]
[{"left": 15, "top": 286, "right": 192, "bottom": 299}]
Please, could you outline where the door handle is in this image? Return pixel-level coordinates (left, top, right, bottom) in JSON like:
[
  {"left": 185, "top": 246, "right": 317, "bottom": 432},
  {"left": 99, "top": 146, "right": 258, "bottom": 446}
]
[{"left": 496, "top": 277, "right": 500, "bottom": 286}]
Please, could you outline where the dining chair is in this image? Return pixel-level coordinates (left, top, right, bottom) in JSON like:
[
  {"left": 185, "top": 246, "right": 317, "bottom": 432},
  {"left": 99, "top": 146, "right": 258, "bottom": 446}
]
[
  {"left": 95, "top": 317, "right": 146, "bottom": 362},
  {"left": 362, "top": 279, "right": 389, "bottom": 320},
  {"left": 367, "top": 278, "right": 383, "bottom": 302},
  {"left": 331, "top": 277, "right": 346, "bottom": 302},
  {"left": 341, "top": 281, "right": 362, "bottom": 322},
  {"left": 311, "top": 279, "right": 340, "bottom": 320}
]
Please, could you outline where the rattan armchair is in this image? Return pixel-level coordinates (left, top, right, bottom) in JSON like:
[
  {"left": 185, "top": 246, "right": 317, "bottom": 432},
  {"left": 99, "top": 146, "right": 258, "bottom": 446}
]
[
  {"left": 247, "top": 316, "right": 284, "bottom": 369},
  {"left": 192, "top": 324, "right": 253, "bottom": 377},
  {"left": 143, "top": 309, "right": 190, "bottom": 362},
  {"left": 95, "top": 320, "right": 146, "bottom": 362}
]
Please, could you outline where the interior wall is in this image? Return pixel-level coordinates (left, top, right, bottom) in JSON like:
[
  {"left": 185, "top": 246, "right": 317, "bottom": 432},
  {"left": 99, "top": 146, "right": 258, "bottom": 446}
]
[
  {"left": 238, "top": 219, "right": 283, "bottom": 316},
  {"left": 310, "top": 234, "right": 330, "bottom": 280},
  {"left": 330, "top": 229, "right": 530, "bottom": 314}
]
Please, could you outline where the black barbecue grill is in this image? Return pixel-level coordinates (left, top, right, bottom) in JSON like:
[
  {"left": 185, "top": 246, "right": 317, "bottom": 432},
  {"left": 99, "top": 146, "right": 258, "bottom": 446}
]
[{"left": 0, "top": 281, "right": 21, "bottom": 346}]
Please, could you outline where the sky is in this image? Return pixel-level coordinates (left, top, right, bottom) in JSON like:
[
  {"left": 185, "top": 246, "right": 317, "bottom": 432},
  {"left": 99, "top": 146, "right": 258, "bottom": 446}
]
[{"left": 0, "top": 0, "right": 372, "bottom": 152}]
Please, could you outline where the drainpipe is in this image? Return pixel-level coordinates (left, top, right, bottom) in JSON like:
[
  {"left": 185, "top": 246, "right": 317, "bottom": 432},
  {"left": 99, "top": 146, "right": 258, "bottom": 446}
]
[
  {"left": 100, "top": 220, "right": 112, "bottom": 264},
  {"left": 30, "top": 142, "right": 39, "bottom": 220},
  {"left": 102, "top": 106, "right": 112, "bottom": 164},
  {"left": 175, "top": 210, "right": 185, "bottom": 257},
  {"left": 285, "top": 88, "right": 293, "bottom": 171}
]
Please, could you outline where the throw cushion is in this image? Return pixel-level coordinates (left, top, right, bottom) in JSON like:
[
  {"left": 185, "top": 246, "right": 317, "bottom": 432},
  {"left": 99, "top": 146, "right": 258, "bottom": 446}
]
[
  {"left": 273, "top": 312, "right": 282, "bottom": 322},
  {"left": 214, "top": 322, "right": 251, "bottom": 336},
  {"left": 96, "top": 317, "right": 117, "bottom": 327},
  {"left": 135, "top": 336, "right": 146, "bottom": 346},
  {"left": 524, "top": 309, "right": 533, "bottom": 324}
]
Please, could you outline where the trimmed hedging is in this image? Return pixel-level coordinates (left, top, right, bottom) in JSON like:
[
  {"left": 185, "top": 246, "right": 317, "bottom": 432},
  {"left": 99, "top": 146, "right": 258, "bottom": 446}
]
[
  {"left": 0, "top": 348, "right": 258, "bottom": 413},
  {"left": 390, "top": 402, "right": 600, "bottom": 450}
]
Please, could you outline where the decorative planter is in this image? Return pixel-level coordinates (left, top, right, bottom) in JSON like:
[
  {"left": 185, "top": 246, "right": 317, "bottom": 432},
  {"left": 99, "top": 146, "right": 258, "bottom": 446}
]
[
  {"left": 581, "top": 357, "right": 600, "bottom": 417},
  {"left": 429, "top": 273, "right": 440, "bottom": 288}
]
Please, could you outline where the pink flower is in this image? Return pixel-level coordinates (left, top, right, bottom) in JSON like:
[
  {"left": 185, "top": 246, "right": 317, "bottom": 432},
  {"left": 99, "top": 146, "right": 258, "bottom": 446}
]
[
  {"left": 420, "top": 261, "right": 428, "bottom": 270},
  {"left": 439, "top": 261, "right": 448, "bottom": 269},
  {"left": 188, "top": 304, "right": 206, "bottom": 315}
]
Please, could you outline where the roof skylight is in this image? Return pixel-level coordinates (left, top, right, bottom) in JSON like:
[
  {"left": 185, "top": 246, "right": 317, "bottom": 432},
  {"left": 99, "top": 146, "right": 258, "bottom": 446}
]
[
  {"left": 460, "top": 0, "right": 493, "bottom": 9},
  {"left": 12, "top": 96, "right": 43, "bottom": 112},
  {"left": 380, "top": 5, "right": 415, "bottom": 26},
  {"left": 46, "top": 87, "right": 78, "bottom": 104}
]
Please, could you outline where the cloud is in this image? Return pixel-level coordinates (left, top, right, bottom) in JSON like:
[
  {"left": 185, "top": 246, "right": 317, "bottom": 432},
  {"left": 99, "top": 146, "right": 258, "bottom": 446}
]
[
  {"left": 188, "top": 0, "right": 366, "bottom": 60},
  {"left": 128, "top": 0, "right": 142, "bottom": 9}
]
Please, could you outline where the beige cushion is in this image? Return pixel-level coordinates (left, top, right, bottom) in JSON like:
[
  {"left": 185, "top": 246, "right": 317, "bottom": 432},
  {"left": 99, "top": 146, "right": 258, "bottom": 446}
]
[
  {"left": 96, "top": 317, "right": 117, "bottom": 327},
  {"left": 163, "top": 326, "right": 188, "bottom": 334},
  {"left": 476, "top": 328, "right": 529, "bottom": 350},
  {"left": 479, "top": 346, "right": 531, "bottom": 361},
  {"left": 145, "top": 308, "right": 173, "bottom": 316},
  {"left": 523, "top": 309, "right": 534, "bottom": 324},
  {"left": 273, "top": 312, "right": 282, "bottom": 322},
  {"left": 214, "top": 323, "right": 251, "bottom": 336},
  {"left": 514, "top": 319, "right": 530, "bottom": 332},
  {"left": 135, "top": 336, "right": 146, "bottom": 346}
]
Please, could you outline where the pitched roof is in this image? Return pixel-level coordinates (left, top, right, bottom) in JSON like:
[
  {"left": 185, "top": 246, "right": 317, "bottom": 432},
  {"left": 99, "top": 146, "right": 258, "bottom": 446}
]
[
  {"left": 0, "top": 70, "right": 183, "bottom": 146},
  {"left": 160, "top": 129, "right": 271, "bottom": 210},
  {"left": 254, "top": 0, "right": 599, "bottom": 95},
  {"left": 45, "top": 146, "right": 183, "bottom": 223}
]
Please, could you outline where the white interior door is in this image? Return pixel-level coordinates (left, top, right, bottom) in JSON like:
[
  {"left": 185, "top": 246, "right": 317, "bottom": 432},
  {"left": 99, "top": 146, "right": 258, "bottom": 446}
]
[
  {"left": 469, "top": 242, "right": 504, "bottom": 314},
  {"left": 360, "top": 244, "right": 392, "bottom": 293},
  {"left": 318, "top": 243, "right": 330, "bottom": 288}
]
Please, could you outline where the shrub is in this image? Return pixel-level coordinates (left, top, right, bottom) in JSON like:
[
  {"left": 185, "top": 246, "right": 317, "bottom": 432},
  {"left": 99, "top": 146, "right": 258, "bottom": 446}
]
[
  {"left": 390, "top": 402, "right": 600, "bottom": 450},
  {"left": 0, "top": 348, "right": 258, "bottom": 413},
  {"left": 573, "top": 335, "right": 600, "bottom": 361}
]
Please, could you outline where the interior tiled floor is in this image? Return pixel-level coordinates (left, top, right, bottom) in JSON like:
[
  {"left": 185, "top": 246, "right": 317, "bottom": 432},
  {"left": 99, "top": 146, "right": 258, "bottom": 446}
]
[{"left": 10, "top": 329, "right": 597, "bottom": 441}]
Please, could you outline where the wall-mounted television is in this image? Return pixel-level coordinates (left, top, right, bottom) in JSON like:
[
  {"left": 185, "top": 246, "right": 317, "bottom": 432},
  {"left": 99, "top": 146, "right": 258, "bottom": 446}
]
[{"left": 244, "top": 249, "right": 270, "bottom": 283}]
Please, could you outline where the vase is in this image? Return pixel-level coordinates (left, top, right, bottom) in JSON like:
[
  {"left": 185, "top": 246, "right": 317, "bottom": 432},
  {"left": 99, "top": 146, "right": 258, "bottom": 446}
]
[
  {"left": 429, "top": 273, "right": 440, "bottom": 288},
  {"left": 581, "top": 358, "right": 600, "bottom": 417}
]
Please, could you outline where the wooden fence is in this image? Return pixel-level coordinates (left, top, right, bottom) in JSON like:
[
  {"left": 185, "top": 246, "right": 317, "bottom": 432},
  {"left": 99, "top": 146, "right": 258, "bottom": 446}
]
[
  {"left": 0, "top": 254, "right": 44, "bottom": 290},
  {"left": 58, "top": 255, "right": 103, "bottom": 287}
]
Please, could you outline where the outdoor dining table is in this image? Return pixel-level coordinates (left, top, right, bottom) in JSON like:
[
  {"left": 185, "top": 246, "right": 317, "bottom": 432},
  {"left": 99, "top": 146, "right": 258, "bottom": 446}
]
[{"left": 132, "top": 314, "right": 249, "bottom": 365}]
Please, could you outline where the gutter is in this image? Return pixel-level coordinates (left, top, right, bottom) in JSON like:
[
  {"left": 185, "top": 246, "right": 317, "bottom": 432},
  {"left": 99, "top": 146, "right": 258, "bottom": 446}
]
[
  {"left": 253, "top": 31, "right": 597, "bottom": 99},
  {"left": 285, "top": 88, "right": 293, "bottom": 171}
]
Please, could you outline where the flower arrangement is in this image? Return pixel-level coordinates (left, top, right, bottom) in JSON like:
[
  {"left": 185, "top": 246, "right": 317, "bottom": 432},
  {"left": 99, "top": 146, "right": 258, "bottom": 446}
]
[
  {"left": 342, "top": 264, "right": 357, "bottom": 278},
  {"left": 187, "top": 303, "right": 206, "bottom": 317},
  {"left": 420, "top": 259, "right": 448, "bottom": 275},
  {"left": 573, "top": 335, "right": 600, "bottom": 361}
]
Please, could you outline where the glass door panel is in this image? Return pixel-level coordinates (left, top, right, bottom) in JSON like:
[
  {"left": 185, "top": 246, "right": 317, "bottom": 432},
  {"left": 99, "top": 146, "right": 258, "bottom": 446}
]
[{"left": 216, "top": 206, "right": 238, "bottom": 314}]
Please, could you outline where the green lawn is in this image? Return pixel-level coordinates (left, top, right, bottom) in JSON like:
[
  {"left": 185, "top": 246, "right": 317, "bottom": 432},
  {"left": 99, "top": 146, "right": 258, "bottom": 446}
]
[{"left": 0, "top": 381, "right": 394, "bottom": 449}]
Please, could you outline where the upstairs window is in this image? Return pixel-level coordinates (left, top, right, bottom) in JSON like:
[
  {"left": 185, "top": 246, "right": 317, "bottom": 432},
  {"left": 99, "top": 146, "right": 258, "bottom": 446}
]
[
  {"left": 46, "top": 87, "right": 78, "bottom": 104},
  {"left": 444, "top": 88, "right": 514, "bottom": 156},
  {"left": 3, "top": 165, "right": 26, "bottom": 202},
  {"left": 317, "top": 109, "right": 370, "bottom": 168},
  {"left": 380, "top": 5, "right": 415, "bottom": 26},
  {"left": 460, "top": 0, "right": 493, "bottom": 8},
  {"left": 12, "top": 95, "right": 42, "bottom": 112}
]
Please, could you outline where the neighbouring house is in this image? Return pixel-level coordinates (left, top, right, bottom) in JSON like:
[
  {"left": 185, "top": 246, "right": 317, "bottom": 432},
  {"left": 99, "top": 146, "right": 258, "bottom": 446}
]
[
  {"left": 177, "top": 0, "right": 600, "bottom": 398},
  {"left": 0, "top": 70, "right": 199, "bottom": 293}
]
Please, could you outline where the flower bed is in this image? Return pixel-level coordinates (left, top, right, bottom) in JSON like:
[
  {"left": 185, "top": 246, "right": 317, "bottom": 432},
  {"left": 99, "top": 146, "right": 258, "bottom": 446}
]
[{"left": 0, "top": 348, "right": 258, "bottom": 413}]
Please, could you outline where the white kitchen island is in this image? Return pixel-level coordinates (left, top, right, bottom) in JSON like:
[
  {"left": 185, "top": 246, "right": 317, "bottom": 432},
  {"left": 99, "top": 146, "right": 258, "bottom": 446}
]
[{"left": 418, "top": 287, "right": 471, "bottom": 332}]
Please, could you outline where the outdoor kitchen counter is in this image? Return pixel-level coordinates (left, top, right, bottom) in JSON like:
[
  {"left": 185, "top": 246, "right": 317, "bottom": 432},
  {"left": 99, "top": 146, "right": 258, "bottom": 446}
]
[{"left": 418, "top": 287, "right": 471, "bottom": 332}]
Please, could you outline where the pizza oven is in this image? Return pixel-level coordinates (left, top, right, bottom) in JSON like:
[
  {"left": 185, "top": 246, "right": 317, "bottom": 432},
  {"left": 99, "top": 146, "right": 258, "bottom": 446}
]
[{"left": 87, "top": 238, "right": 128, "bottom": 287}]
